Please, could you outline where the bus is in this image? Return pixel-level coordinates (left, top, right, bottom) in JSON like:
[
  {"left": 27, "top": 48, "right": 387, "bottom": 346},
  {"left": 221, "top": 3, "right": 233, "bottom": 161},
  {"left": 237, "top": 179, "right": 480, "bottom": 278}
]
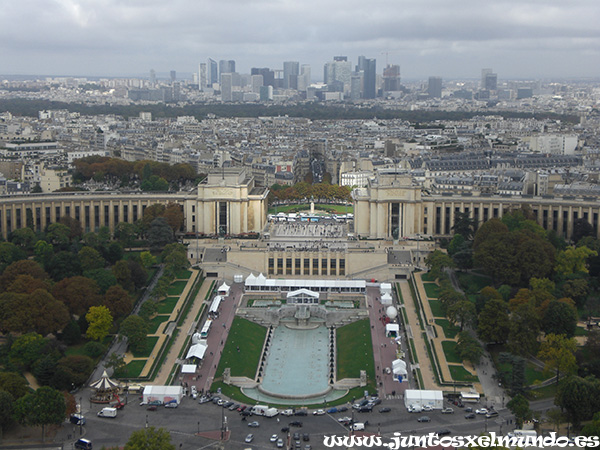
[{"left": 200, "top": 319, "right": 212, "bottom": 338}]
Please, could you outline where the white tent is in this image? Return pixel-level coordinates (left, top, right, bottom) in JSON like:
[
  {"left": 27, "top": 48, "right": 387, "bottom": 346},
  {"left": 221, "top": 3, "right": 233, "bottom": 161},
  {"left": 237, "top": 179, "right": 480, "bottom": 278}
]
[
  {"left": 385, "top": 323, "right": 400, "bottom": 337},
  {"left": 218, "top": 282, "right": 230, "bottom": 296},
  {"left": 185, "top": 342, "right": 208, "bottom": 360},
  {"left": 181, "top": 364, "right": 197, "bottom": 374},
  {"left": 392, "top": 359, "right": 408, "bottom": 380},
  {"left": 143, "top": 386, "right": 184, "bottom": 405},
  {"left": 380, "top": 283, "right": 392, "bottom": 296},
  {"left": 381, "top": 292, "right": 393, "bottom": 305},
  {"left": 404, "top": 389, "right": 444, "bottom": 409},
  {"left": 191, "top": 332, "right": 203, "bottom": 345}
]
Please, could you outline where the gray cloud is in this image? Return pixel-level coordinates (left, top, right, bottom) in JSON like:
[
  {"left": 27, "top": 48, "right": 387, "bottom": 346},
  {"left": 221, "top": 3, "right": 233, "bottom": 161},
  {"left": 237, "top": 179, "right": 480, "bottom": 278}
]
[{"left": 1, "top": 0, "right": 599, "bottom": 78}]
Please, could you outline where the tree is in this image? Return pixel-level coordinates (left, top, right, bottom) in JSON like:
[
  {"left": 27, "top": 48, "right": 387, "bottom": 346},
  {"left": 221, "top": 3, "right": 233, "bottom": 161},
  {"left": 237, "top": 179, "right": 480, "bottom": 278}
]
[
  {"left": 455, "top": 331, "right": 484, "bottom": 365},
  {"left": 85, "top": 306, "right": 113, "bottom": 341},
  {"left": 452, "top": 212, "right": 477, "bottom": 240},
  {"left": 446, "top": 299, "right": 476, "bottom": 332},
  {"left": 6, "top": 274, "right": 50, "bottom": 294},
  {"left": 477, "top": 299, "right": 510, "bottom": 344},
  {"left": 0, "top": 390, "right": 14, "bottom": 440},
  {"left": 542, "top": 300, "right": 578, "bottom": 337},
  {"left": 555, "top": 246, "right": 597, "bottom": 277},
  {"left": 561, "top": 278, "right": 589, "bottom": 308},
  {"left": 46, "top": 251, "right": 82, "bottom": 281},
  {"left": 0, "top": 241, "right": 27, "bottom": 273},
  {"left": 33, "top": 240, "right": 54, "bottom": 267},
  {"left": 424, "top": 250, "right": 454, "bottom": 280},
  {"left": 45, "top": 222, "right": 71, "bottom": 248},
  {"left": 581, "top": 411, "right": 600, "bottom": 437},
  {"left": 33, "top": 355, "right": 59, "bottom": 387},
  {"left": 139, "top": 301, "right": 158, "bottom": 321},
  {"left": 473, "top": 218, "right": 508, "bottom": 251},
  {"left": 147, "top": 217, "right": 174, "bottom": 250},
  {"left": 546, "top": 408, "right": 566, "bottom": 432},
  {"left": 162, "top": 243, "right": 189, "bottom": 272},
  {"left": 124, "top": 427, "right": 175, "bottom": 450},
  {"left": 0, "top": 290, "right": 69, "bottom": 336},
  {"left": 556, "top": 375, "right": 600, "bottom": 428},
  {"left": 538, "top": 333, "right": 577, "bottom": 384},
  {"left": 140, "top": 251, "right": 156, "bottom": 269},
  {"left": 498, "top": 352, "right": 526, "bottom": 395},
  {"left": 103, "top": 285, "right": 133, "bottom": 319},
  {"left": 507, "top": 394, "right": 532, "bottom": 428},
  {"left": 0, "top": 372, "right": 30, "bottom": 400},
  {"left": 52, "top": 276, "right": 102, "bottom": 316},
  {"left": 119, "top": 315, "right": 149, "bottom": 354},
  {"left": 128, "top": 259, "right": 148, "bottom": 290},
  {"left": 0, "top": 259, "right": 48, "bottom": 292},
  {"left": 508, "top": 303, "right": 540, "bottom": 356},
  {"left": 78, "top": 246, "right": 106, "bottom": 272},
  {"left": 60, "top": 319, "right": 81, "bottom": 344},
  {"left": 84, "top": 268, "right": 118, "bottom": 294},
  {"left": 105, "top": 241, "right": 124, "bottom": 265},
  {"left": 9, "top": 332, "right": 47, "bottom": 370},
  {"left": 106, "top": 352, "right": 126, "bottom": 376},
  {"left": 9, "top": 227, "right": 38, "bottom": 250},
  {"left": 13, "top": 386, "right": 66, "bottom": 442},
  {"left": 572, "top": 218, "right": 595, "bottom": 244},
  {"left": 58, "top": 216, "right": 83, "bottom": 240},
  {"left": 112, "top": 260, "right": 133, "bottom": 291},
  {"left": 114, "top": 222, "right": 137, "bottom": 249},
  {"left": 51, "top": 355, "right": 95, "bottom": 390}
]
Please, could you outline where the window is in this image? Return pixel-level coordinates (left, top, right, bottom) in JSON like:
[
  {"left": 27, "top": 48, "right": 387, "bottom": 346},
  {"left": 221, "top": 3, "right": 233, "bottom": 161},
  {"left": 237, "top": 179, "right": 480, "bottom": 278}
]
[
  {"left": 268, "top": 258, "right": 274, "bottom": 275},
  {"left": 313, "top": 258, "right": 319, "bottom": 273},
  {"left": 277, "top": 258, "right": 283, "bottom": 274},
  {"left": 322, "top": 258, "right": 327, "bottom": 275},
  {"left": 304, "top": 258, "right": 310, "bottom": 274},
  {"left": 330, "top": 259, "right": 336, "bottom": 275},
  {"left": 339, "top": 259, "right": 345, "bottom": 275},
  {"left": 286, "top": 258, "right": 292, "bottom": 275},
  {"left": 295, "top": 258, "right": 301, "bottom": 275}
]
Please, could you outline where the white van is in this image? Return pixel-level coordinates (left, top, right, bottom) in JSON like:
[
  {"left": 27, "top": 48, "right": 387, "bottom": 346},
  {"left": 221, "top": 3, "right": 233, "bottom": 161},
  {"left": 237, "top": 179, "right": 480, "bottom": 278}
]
[
  {"left": 97, "top": 407, "right": 117, "bottom": 418},
  {"left": 352, "top": 423, "right": 365, "bottom": 431}
]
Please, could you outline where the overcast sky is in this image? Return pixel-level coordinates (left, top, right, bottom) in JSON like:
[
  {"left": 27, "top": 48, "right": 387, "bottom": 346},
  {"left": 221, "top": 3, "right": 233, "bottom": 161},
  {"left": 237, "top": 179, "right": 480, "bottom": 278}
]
[{"left": 1, "top": 0, "right": 599, "bottom": 80}]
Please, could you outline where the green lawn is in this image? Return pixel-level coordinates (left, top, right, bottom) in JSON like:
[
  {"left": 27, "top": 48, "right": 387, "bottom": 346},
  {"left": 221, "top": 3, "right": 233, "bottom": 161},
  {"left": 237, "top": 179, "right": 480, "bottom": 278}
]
[
  {"left": 336, "top": 319, "right": 375, "bottom": 380},
  {"left": 115, "top": 359, "right": 147, "bottom": 379},
  {"left": 148, "top": 315, "right": 171, "bottom": 334},
  {"left": 435, "top": 319, "right": 460, "bottom": 339},
  {"left": 268, "top": 203, "right": 353, "bottom": 215},
  {"left": 442, "top": 340, "right": 463, "bottom": 364},
  {"left": 131, "top": 336, "right": 159, "bottom": 358},
  {"left": 157, "top": 297, "right": 179, "bottom": 314},
  {"left": 423, "top": 283, "right": 440, "bottom": 299},
  {"left": 175, "top": 269, "right": 192, "bottom": 279},
  {"left": 457, "top": 272, "right": 491, "bottom": 294},
  {"left": 428, "top": 300, "right": 445, "bottom": 318},
  {"left": 575, "top": 326, "right": 589, "bottom": 337},
  {"left": 167, "top": 280, "right": 188, "bottom": 296},
  {"left": 449, "top": 365, "right": 479, "bottom": 382},
  {"left": 497, "top": 361, "right": 549, "bottom": 386},
  {"left": 216, "top": 317, "right": 267, "bottom": 378}
]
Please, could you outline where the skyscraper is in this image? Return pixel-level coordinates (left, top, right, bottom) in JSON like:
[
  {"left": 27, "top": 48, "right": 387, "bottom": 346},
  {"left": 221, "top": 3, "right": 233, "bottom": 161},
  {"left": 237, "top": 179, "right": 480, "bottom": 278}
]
[
  {"left": 149, "top": 69, "right": 156, "bottom": 86},
  {"left": 383, "top": 65, "right": 401, "bottom": 92},
  {"left": 170, "top": 70, "right": 176, "bottom": 82},
  {"left": 251, "top": 75, "right": 263, "bottom": 93},
  {"left": 283, "top": 61, "right": 300, "bottom": 89},
  {"left": 363, "top": 58, "right": 377, "bottom": 99},
  {"left": 324, "top": 57, "right": 351, "bottom": 91},
  {"left": 481, "top": 68, "right": 498, "bottom": 91},
  {"left": 208, "top": 58, "right": 218, "bottom": 87},
  {"left": 199, "top": 63, "right": 207, "bottom": 90},
  {"left": 251, "top": 68, "right": 275, "bottom": 87},
  {"left": 428, "top": 76, "right": 442, "bottom": 98},
  {"left": 221, "top": 73, "right": 233, "bottom": 101},
  {"left": 219, "top": 60, "right": 235, "bottom": 78}
]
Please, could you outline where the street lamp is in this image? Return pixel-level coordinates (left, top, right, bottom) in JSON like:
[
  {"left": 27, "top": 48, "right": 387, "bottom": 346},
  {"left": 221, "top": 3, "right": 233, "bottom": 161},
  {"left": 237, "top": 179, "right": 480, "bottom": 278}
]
[
  {"left": 79, "top": 397, "right": 83, "bottom": 436},
  {"left": 145, "top": 414, "right": 148, "bottom": 428},
  {"left": 197, "top": 421, "right": 200, "bottom": 434}
]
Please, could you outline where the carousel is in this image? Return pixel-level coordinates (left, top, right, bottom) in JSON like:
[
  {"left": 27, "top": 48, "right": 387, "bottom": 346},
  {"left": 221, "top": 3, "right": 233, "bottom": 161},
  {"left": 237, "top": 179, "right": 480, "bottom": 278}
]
[{"left": 89, "top": 370, "right": 121, "bottom": 403}]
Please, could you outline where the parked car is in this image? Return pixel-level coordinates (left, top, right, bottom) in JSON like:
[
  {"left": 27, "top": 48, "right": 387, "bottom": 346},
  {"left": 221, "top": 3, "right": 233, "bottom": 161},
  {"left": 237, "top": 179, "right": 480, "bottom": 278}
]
[
  {"left": 465, "top": 407, "right": 473, "bottom": 412},
  {"left": 238, "top": 405, "right": 247, "bottom": 412},
  {"left": 476, "top": 408, "right": 488, "bottom": 415},
  {"left": 270, "top": 434, "right": 279, "bottom": 442},
  {"left": 223, "top": 401, "right": 234, "bottom": 409},
  {"left": 282, "top": 409, "right": 294, "bottom": 416},
  {"left": 337, "top": 406, "right": 348, "bottom": 412},
  {"left": 441, "top": 408, "right": 454, "bottom": 414},
  {"left": 295, "top": 410, "right": 307, "bottom": 416},
  {"left": 437, "top": 429, "right": 451, "bottom": 436},
  {"left": 190, "top": 386, "right": 197, "bottom": 399},
  {"left": 303, "top": 433, "right": 310, "bottom": 441},
  {"left": 369, "top": 398, "right": 382, "bottom": 406},
  {"left": 417, "top": 416, "right": 431, "bottom": 422},
  {"left": 146, "top": 405, "right": 157, "bottom": 411},
  {"left": 164, "top": 401, "right": 178, "bottom": 408},
  {"left": 277, "top": 439, "right": 284, "bottom": 448},
  {"left": 198, "top": 395, "right": 211, "bottom": 404},
  {"left": 248, "top": 421, "right": 260, "bottom": 427},
  {"left": 379, "top": 407, "right": 391, "bottom": 413},
  {"left": 229, "top": 403, "right": 239, "bottom": 411},
  {"left": 293, "top": 432, "right": 300, "bottom": 441},
  {"left": 245, "top": 434, "right": 254, "bottom": 443},
  {"left": 465, "top": 413, "right": 476, "bottom": 419},
  {"left": 486, "top": 411, "right": 499, "bottom": 418},
  {"left": 313, "top": 409, "right": 325, "bottom": 415},
  {"left": 211, "top": 397, "right": 221, "bottom": 405},
  {"left": 326, "top": 407, "right": 338, "bottom": 414},
  {"left": 358, "top": 405, "right": 373, "bottom": 413},
  {"left": 289, "top": 421, "right": 303, "bottom": 427},
  {"left": 423, "top": 405, "right": 433, "bottom": 411}
]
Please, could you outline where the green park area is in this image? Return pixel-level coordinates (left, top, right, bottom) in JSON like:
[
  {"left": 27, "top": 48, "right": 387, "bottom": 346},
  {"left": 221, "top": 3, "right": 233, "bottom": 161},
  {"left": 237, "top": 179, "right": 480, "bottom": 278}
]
[
  {"left": 175, "top": 269, "right": 192, "bottom": 279},
  {"left": 148, "top": 315, "right": 171, "bottom": 334},
  {"left": 215, "top": 317, "right": 267, "bottom": 379},
  {"left": 131, "top": 336, "right": 159, "bottom": 358},
  {"left": 157, "top": 297, "right": 179, "bottom": 314},
  {"left": 167, "top": 280, "right": 188, "bottom": 296},
  {"left": 428, "top": 300, "right": 445, "bottom": 318},
  {"left": 449, "top": 365, "right": 479, "bottom": 382},
  {"left": 424, "top": 282, "right": 440, "bottom": 298},
  {"left": 268, "top": 203, "right": 353, "bottom": 215},
  {"left": 435, "top": 318, "right": 460, "bottom": 339},
  {"left": 442, "top": 340, "right": 462, "bottom": 364},
  {"left": 336, "top": 319, "right": 375, "bottom": 380}
]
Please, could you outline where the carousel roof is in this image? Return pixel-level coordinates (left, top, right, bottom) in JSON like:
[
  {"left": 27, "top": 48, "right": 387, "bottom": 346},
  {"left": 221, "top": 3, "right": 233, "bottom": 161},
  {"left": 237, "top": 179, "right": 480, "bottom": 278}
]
[{"left": 90, "top": 370, "right": 120, "bottom": 390}]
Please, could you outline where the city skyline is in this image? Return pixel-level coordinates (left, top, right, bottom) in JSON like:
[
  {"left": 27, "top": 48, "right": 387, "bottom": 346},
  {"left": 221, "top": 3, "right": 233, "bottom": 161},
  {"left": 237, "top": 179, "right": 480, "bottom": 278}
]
[{"left": 1, "top": 0, "right": 599, "bottom": 80}]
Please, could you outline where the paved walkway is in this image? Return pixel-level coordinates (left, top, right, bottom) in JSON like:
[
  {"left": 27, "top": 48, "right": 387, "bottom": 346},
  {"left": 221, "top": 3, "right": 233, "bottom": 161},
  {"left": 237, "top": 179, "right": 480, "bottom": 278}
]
[{"left": 398, "top": 280, "right": 439, "bottom": 391}]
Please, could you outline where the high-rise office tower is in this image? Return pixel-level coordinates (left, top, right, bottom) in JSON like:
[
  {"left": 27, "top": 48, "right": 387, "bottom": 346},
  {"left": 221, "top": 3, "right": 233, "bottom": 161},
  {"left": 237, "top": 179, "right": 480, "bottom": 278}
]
[
  {"left": 283, "top": 61, "right": 300, "bottom": 89},
  {"left": 350, "top": 74, "right": 362, "bottom": 100},
  {"left": 482, "top": 69, "right": 498, "bottom": 91},
  {"left": 428, "top": 76, "right": 442, "bottom": 98},
  {"left": 251, "top": 68, "right": 275, "bottom": 87},
  {"left": 383, "top": 64, "right": 401, "bottom": 92},
  {"left": 208, "top": 59, "right": 218, "bottom": 86},
  {"left": 251, "top": 75, "right": 264, "bottom": 93},
  {"left": 170, "top": 70, "right": 176, "bottom": 82},
  {"left": 298, "top": 64, "right": 311, "bottom": 91},
  {"left": 199, "top": 63, "right": 207, "bottom": 90},
  {"left": 356, "top": 55, "right": 367, "bottom": 72},
  {"left": 221, "top": 73, "right": 233, "bottom": 101},
  {"left": 149, "top": 69, "right": 156, "bottom": 86},
  {"left": 363, "top": 58, "right": 377, "bottom": 99},
  {"left": 324, "top": 57, "right": 351, "bottom": 91},
  {"left": 219, "top": 60, "right": 236, "bottom": 78}
]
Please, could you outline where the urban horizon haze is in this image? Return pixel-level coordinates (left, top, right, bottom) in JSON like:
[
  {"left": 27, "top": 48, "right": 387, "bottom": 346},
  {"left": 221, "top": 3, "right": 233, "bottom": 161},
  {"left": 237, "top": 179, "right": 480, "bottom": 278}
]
[{"left": 1, "top": 0, "right": 600, "bottom": 80}]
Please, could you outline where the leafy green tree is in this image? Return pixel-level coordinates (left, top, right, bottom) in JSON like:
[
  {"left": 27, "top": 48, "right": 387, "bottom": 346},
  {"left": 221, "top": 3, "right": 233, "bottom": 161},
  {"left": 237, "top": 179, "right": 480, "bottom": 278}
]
[
  {"left": 0, "top": 390, "right": 14, "bottom": 440},
  {"left": 119, "top": 315, "right": 149, "bottom": 354},
  {"left": 455, "top": 331, "right": 483, "bottom": 365},
  {"left": 58, "top": 216, "right": 83, "bottom": 240},
  {"left": 0, "top": 259, "right": 48, "bottom": 291},
  {"left": 477, "top": 299, "right": 510, "bottom": 344},
  {"left": 538, "top": 333, "right": 578, "bottom": 384},
  {"left": 452, "top": 212, "right": 477, "bottom": 240},
  {"left": 561, "top": 278, "right": 589, "bottom": 308},
  {"left": 546, "top": 408, "right": 566, "bottom": 433},
  {"left": 498, "top": 352, "right": 526, "bottom": 395},
  {"left": 52, "top": 276, "right": 102, "bottom": 316},
  {"left": 33, "top": 355, "right": 58, "bottom": 387},
  {"left": 581, "top": 411, "right": 600, "bottom": 437},
  {"left": 46, "top": 251, "right": 82, "bottom": 281},
  {"left": 0, "top": 241, "right": 27, "bottom": 274},
  {"left": 139, "top": 301, "right": 158, "bottom": 321},
  {"left": 13, "top": 386, "right": 66, "bottom": 442},
  {"left": 45, "top": 222, "right": 71, "bottom": 247},
  {"left": 78, "top": 246, "right": 106, "bottom": 271},
  {"left": 124, "top": 427, "right": 175, "bottom": 450},
  {"left": 33, "top": 240, "right": 54, "bottom": 266},
  {"left": 51, "top": 355, "right": 95, "bottom": 390},
  {"left": 9, "top": 333, "right": 47, "bottom": 370},
  {"left": 555, "top": 246, "right": 597, "bottom": 276},
  {"left": 556, "top": 375, "right": 600, "bottom": 428},
  {"left": 5, "top": 274, "right": 50, "bottom": 294},
  {"left": 85, "top": 305, "right": 113, "bottom": 341},
  {"left": 114, "top": 222, "right": 138, "bottom": 249},
  {"left": 9, "top": 227, "right": 38, "bottom": 250},
  {"left": 106, "top": 352, "right": 126, "bottom": 376},
  {"left": 84, "top": 268, "right": 118, "bottom": 294},
  {"left": 473, "top": 218, "right": 508, "bottom": 251},
  {"left": 112, "top": 260, "right": 133, "bottom": 291},
  {"left": 147, "top": 217, "right": 174, "bottom": 250},
  {"left": 140, "top": 251, "right": 156, "bottom": 269},
  {"left": 542, "top": 300, "right": 578, "bottom": 337},
  {"left": 105, "top": 241, "right": 124, "bottom": 265},
  {"left": 83, "top": 341, "right": 106, "bottom": 358},
  {"left": 572, "top": 218, "right": 595, "bottom": 244},
  {"left": 508, "top": 303, "right": 540, "bottom": 356},
  {"left": 507, "top": 394, "right": 532, "bottom": 428},
  {"left": 446, "top": 299, "right": 476, "bottom": 331},
  {"left": 0, "top": 372, "right": 30, "bottom": 400},
  {"left": 128, "top": 259, "right": 148, "bottom": 290},
  {"left": 424, "top": 250, "right": 454, "bottom": 280}
]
